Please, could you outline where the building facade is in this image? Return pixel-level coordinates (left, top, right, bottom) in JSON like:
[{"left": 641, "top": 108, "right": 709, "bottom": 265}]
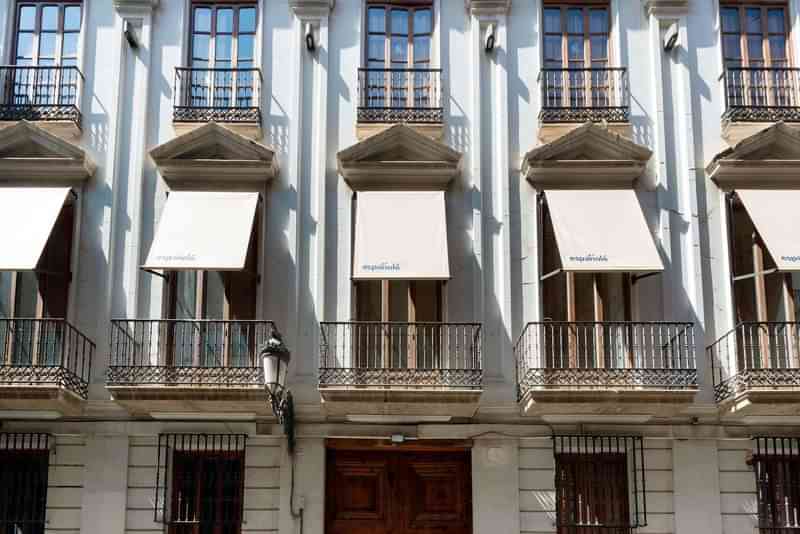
[{"left": 0, "top": 0, "right": 798, "bottom": 532}]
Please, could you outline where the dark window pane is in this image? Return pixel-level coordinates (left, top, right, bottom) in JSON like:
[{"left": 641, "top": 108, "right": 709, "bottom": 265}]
[
  {"left": 217, "top": 8, "right": 233, "bottom": 33},
  {"left": 391, "top": 36, "right": 407, "bottom": 63},
  {"left": 544, "top": 8, "right": 561, "bottom": 34},
  {"left": 391, "top": 9, "right": 408, "bottom": 35},
  {"left": 590, "top": 36, "right": 607, "bottom": 60},
  {"left": 413, "top": 36, "right": 430, "bottom": 63},
  {"left": 193, "top": 34, "right": 210, "bottom": 61},
  {"left": 64, "top": 6, "right": 81, "bottom": 31},
  {"left": 567, "top": 8, "right": 583, "bottom": 34},
  {"left": 194, "top": 7, "right": 211, "bottom": 33},
  {"left": 721, "top": 8, "right": 740, "bottom": 33},
  {"left": 747, "top": 35, "right": 763, "bottom": 60},
  {"left": 18, "top": 5, "right": 35, "bottom": 31},
  {"left": 769, "top": 36, "right": 787, "bottom": 60},
  {"left": 42, "top": 6, "right": 58, "bottom": 31},
  {"left": 723, "top": 34, "right": 742, "bottom": 60},
  {"left": 414, "top": 9, "right": 431, "bottom": 35},
  {"left": 768, "top": 8, "right": 785, "bottom": 34},
  {"left": 745, "top": 8, "right": 761, "bottom": 34},
  {"left": 568, "top": 36, "right": 583, "bottom": 60},
  {"left": 544, "top": 35, "right": 561, "bottom": 62},
  {"left": 368, "top": 7, "right": 385, "bottom": 33},
  {"left": 590, "top": 9, "right": 608, "bottom": 34},
  {"left": 238, "top": 34, "right": 254, "bottom": 61},
  {"left": 368, "top": 34, "right": 385, "bottom": 61},
  {"left": 239, "top": 7, "right": 256, "bottom": 33}
]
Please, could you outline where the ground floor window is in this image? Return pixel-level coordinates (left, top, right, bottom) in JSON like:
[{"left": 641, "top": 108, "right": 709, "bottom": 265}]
[
  {"left": 753, "top": 437, "right": 800, "bottom": 533},
  {"left": 0, "top": 433, "right": 50, "bottom": 534}
]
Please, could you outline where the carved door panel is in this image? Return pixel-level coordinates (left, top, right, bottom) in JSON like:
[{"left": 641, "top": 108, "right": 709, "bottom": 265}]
[{"left": 325, "top": 449, "right": 393, "bottom": 534}]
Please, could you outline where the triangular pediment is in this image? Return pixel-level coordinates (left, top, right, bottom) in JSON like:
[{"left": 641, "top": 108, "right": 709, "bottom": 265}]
[
  {"left": 337, "top": 124, "right": 462, "bottom": 190},
  {"left": 150, "top": 122, "right": 278, "bottom": 184},
  {"left": 0, "top": 120, "right": 94, "bottom": 182},
  {"left": 522, "top": 122, "right": 652, "bottom": 188},
  {"left": 707, "top": 123, "right": 800, "bottom": 189}
]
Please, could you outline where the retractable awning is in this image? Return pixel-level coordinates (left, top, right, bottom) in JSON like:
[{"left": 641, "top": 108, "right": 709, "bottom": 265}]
[
  {"left": 545, "top": 189, "right": 663, "bottom": 273},
  {"left": 143, "top": 191, "right": 259, "bottom": 271},
  {"left": 353, "top": 191, "right": 450, "bottom": 280},
  {"left": 736, "top": 188, "right": 800, "bottom": 271},
  {"left": 0, "top": 187, "right": 71, "bottom": 271}
]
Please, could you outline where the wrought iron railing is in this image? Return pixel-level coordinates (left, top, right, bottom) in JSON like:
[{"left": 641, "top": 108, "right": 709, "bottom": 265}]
[
  {"left": 539, "top": 67, "right": 629, "bottom": 123},
  {"left": 709, "top": 322, "right": 800, "bottom": 402},
  {"left": 107, "top": 319, "right": 277, "bottom": 387},
  {"left": 752, "top": 437, "right": 800, "bottom": 533},
  {"left": 357, "top": 68, "right": 443, "bottom": 123},
  {"left": 722, "top": 67, "right": 800, "bottom": 122},
  {"left": 515, "top": 321, "right": 697, "bottom": 397},
  {"left": 0, "top": 65, "right": 83, "bottom": 126},
  {"left": 0, "top": 318, "right": 93, "bottom": 399},
  {"left": 319, "top": 322, "right": 482, "bottom": 389},
  {"left": 173, "top": 67, "right": 262, "bottom": 124}
]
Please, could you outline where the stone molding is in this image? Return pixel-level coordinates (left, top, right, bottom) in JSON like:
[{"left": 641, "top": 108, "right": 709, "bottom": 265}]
[
  {"left": 466, "top": 0, "right": 511, "bottom": 16},
  {"left": 289, "top": 0, "right": 335, "bottom": 18},
  {"left": 643, "top": 0, "right": 689, "bottom": 17}
]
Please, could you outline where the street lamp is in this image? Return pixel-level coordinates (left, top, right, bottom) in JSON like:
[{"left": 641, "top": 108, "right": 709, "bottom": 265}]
[{"left": 260, "top": 331, "right": 295, "bottom": 454}]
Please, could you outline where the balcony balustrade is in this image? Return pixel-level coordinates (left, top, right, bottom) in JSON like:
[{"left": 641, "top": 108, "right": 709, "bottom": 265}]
[
  {"left": 710, "top": 322, "right": 800, "bottom": 404},
  {"left": 173, "top": 67, "right": 262, "bottom": 124},
  {"left": 539, "top": 67, "right": 629, "bottom": 123},
  {"left": 0, "top": 65, "right": 83, "bottom": 127},
  {"left": 721, "top": 67, "right": 800, "bottom": 123},
  {"left": 0, "top": 318, "right": 93, "bottom": 410},
  {"left": 516, "top": 321, "right": 697, "bottom": 404},
  {"left": 357, "top": 68, "right": 443, "bottom": 124}
]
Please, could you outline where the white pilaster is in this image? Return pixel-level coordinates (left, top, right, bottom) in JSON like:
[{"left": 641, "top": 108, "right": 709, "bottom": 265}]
[
  {"left": 79, "top": 434, "right": 130, "bottom": 534},
  {"left": 279, "top": 438, "right": 325, "bottom": 534},
  {"left": 673, "top": 440, "right": 723, "bottom": 534},
  {"left": 472, "top": 438, "right": 520, "bottom": 534}
]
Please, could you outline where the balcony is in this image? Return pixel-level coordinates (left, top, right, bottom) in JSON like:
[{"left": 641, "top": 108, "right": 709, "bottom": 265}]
[
  {"left": 721, "top": 67, "right": 800, "bottom": 142},
  {"left": 515, "top": 321, "right": 697, "bottom": 417},
  {"left": 356, "top": 68, "right": 443, "bottom": 140},
  {"left": 0, "top": 65, "right": 83, "bottom": 138},
  {"left": 538, "top": 67, "right": 630, "bottom": 143},
  {"left": 0, "top": 318, "right": 94, "bottom": 415},
  {"left": 710, "top": 322, "right": 800, "bottom": 416},
  {"left": 106, "top": 319, "right": 275, "bottom": 416},
  {"left": 173, "top": 67, "right": 262, "bottom": 139},
  {"left": 319, "top": 322, "right": 482, "bottom": 418}
]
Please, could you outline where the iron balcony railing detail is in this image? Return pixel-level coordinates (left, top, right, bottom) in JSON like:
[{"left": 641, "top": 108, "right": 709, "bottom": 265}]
[
  {"left": 107, "top": 319, "right": 277, "bottom": 387},
  {"left": 722, "top": 67, "right": 800, "bottom": 122},
  {"left": 0, "top": 65, "right": 83, "bottom": 126},
  {"left": 357, "top": 68, "right": 443, "bottom": 123},
  {"left": 319, "top": 322, "right": 482, "bottom": 389},
  {"left": 0, "top": 318, "right": 93, "bottom": 399},
  {"left": 539, "top": 67, "right": 629, "bottom": 123},
  {"left": 515, "top": 321, "right": 697, "bottom": 397},
  {"left": 173, "top": 67, "right": 262, "bottom": 124},
  {"left": 710, "top": 322, "right": 800, "bottom": 403}
]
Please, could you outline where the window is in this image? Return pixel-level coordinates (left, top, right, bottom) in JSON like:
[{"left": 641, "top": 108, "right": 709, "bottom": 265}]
[
  {"left": 542, "top": 3, "right": 611, "bottom": 108},
  {"left": 364, "top": 3, "right": 433, "bottom": 109},
  {"left": 753, "top": 437, "right": 800, "bottom": 533},
  {"left": 163, "top": 210, "right": 259, "bottom": 368},
  {"left": 156, "top": 434, "right": 246, "bottom": 534},
  {"left": 189, "top": 2, "right": 257, "bottom": 108},
  {"left": 553, "top": 435, "right": 646, "bottom": 533},
  {"left": 0, "top": 434, "right": 50, "bottom": 534}
]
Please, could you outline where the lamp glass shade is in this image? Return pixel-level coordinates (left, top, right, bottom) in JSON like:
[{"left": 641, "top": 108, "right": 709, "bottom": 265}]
[{"left": 262, "top": 346, "right": 291, "bottom": 397}]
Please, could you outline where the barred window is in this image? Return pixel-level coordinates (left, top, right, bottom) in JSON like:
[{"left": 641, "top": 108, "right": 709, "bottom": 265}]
[
  {"left": 553, "top": 435, "right": 646, "bottom": 533},
  {"left": 155, "top": 434, "right": 247, "bottom": 534},
  {"left": 0, "top": 433, "right": 51, "bottom": 534},
  {"left": 753, "top": 437, "right": 800, "bottom": 533}
]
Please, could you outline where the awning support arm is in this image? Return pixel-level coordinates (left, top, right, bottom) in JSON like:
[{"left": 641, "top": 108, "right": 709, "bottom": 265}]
[
  {"left": 540, "top": 268, "right": 562, "bottom": 282},
  {"left": 631, "top": 271, "right": 660, "bottom": 284},
  {"left": 141, "top": 268, "right": 168, "bottom": 280}
]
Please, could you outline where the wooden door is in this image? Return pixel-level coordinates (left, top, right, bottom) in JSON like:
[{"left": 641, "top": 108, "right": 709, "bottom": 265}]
[{"left": 325, "top": 448, "right": 472, "bottom": 534}]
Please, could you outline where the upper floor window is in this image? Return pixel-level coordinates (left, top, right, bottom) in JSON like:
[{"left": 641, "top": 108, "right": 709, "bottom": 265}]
[
  {"left": 720, "top": 3, "right": 789, "bottom": 69},
  {"left": 366, "top": 3, "right": 432, "bottom": 70},
  {"left": 14, "top": 2, "right": 81, "bottom": 68},
  {"left": 542, "top": 3, "right": 609, "bottom": 70}
]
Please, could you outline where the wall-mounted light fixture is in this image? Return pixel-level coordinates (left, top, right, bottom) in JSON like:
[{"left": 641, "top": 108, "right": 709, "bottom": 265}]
[
  {"left": 305, "top": 22, "right": 316, "bottom": 52},
  {"left": 484, "top": 23, "right": 496, "bottom": 53},
  {"left": 663, "top": 22, "right": 679, "bottom": 52},
  {"left": 124, "top": 20, "right": 140, "bottom": 49},
  {"left": 260, "top": 331, "right": 295, "bottom": 454}
]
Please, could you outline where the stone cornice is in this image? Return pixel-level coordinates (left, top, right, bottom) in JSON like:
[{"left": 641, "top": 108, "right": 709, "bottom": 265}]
[
  {"left": 113, "top": 0, "right": 159, "bottom": 14},
  {"left": 643, "top": 0, "right": 689, "bottom": 17},
  {"left": 466, "top": 0, "right": 511, "bottom": 16},
  {"left": 289, "top": 0, "right": 335, "bottom": 18}
]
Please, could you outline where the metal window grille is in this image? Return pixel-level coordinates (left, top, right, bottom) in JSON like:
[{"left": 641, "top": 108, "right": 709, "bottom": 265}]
[
  {"left": 553, "top": 435, "right": 647, "bottom": 533},
  {"left": 0, "top": 433, "right": 51, "bottom": 534},
  {"left": 155, "top": 434, "right": 248, "bottom": 534},
  {"left": 753, "top": 437, "right": 800, "bottom": 533}
]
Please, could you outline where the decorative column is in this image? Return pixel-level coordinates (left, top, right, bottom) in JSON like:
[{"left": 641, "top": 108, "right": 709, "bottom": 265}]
[{"left": 467, "top": 0, "right": 513, "bottom": 385}]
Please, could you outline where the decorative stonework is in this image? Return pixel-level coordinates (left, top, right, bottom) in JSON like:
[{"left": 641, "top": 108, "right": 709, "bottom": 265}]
[
  {"left": 465, "top": 0, "right": 511, "bottom": 16},
  {"left": 113, "top": 0, "right": 159, "bottom": 11},
  {"left": 0, "top": 120, "right": 95, "bottom": 182},
  {"left": 288, "top": 0, "right": 334, "bottom": 17},
  {"left": 643, "top": 0, "right": 689, "bottom": 17}
]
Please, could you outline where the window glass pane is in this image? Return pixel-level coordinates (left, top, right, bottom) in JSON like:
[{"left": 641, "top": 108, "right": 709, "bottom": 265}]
[
  {"left": 368, "top": 7, "right": 385, "bottom": 33},
  {"left": 16, "top": 33, "right": 34, "bottom": 59},
  {"left": 568, "top": 36, "right": 583, "bottom": 60},
  {"left": 62, "top": 33, "right": 79, "bottom": 58},
  {"left": 745, "top": 8, "right": 761, "bottom": 34},
  {"left": 61, "top": 57, "right": 77, "bottom": 67},
  {"left": 18, "top": 6, "right": 35, "bottom": 31},
  {"left": 414, "top": 9, "right": 431, "bottom": 35},
  {"left": 721, "top": 8, "right": 740, "bottom": 33},
  {"left": 193, "top": 34, "right": 210, "bottom": 60},
  {"left": 38, "top": 33, "right": 56, "bottom": 59},
  {"left": 391, "top": 36, "right": 407, "bottom": 63},
  {"left": 216, "top": 35, "right": 232, "bottom": 61},
  {"left": 0, "top": 272, "right": 12, "bottom": 319},
  {"left": 768, "top": 9, "right": 785, "bottom": 34},
  {"left": 64, "top": 6, "right": 81, "bottom": 31},
  {"left": 723, "top": 34, "right": 742, "bottom": 60},
  {"left": 194, "top": 7, "right": 211, "bottom": 33},
  {"left": 41, "top": 6, "right": 58, "bottom": 31},
  {"left": 590, "top": 36, "right": 607, "bottom": 60},
  {"left": 368, "top": 34, "right": 384, "bottom": 61},
  {"left": 567, "top": 8, "right": 583, "bottom": 34},
  {"left": 238, "top": 34, "right": 254, "bottom": 61},
  {"left": 413, "top": 36, "right": 430, "bottom": 63},
  {"left": 747, "top": 35, "right": 763, "bottom": 60},
  {"left": 174, "top": 272, "right": 197, "bottom": 319},
  {"left": 217, "top": 8, "right": 233, "bottom": 33},
  {"left": 589, "top": 9, "right": 608, "bottom": 34},
  {"left": 544, "top": 35, "right": 561, "bottom": 63},
  {"left": 391, "top": 9, "right": 408, "bottom": 35},
  {"left": 544, "top": 8, "right": 561, "bottom": 34},
  {"left": 769, "top": 36, "right": 787, "bottom": 60},
  {"left": 15, "top": 272, "right": 38, "bottom": 318},
  {"left": 204, "top": 272, "right": 225, "bottom": 320},
  {"left": 239, "top": 7, "right": 256, "bottom": 33}
]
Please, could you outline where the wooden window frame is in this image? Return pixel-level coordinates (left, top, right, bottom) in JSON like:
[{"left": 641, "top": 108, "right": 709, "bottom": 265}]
[
  {"left": 720, "top": 2, "right": 791, "bottom": 66},
  {"left": 13, "top": 2, "right": 82, "bottom": 66},
  {"left": 188, "top": 2, "right": 257, "bottom": 70}
]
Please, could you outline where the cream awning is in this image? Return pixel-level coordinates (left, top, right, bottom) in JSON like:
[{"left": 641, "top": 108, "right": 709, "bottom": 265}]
[
  {"left": 143, "top": 191, "right": 259, "bottom": 271},
  {"left": 353, "top": 191, "right": 450, "bottom": 280},
  {"left": 0, "top": 187, "right": 71, "bottom": 271},
  {"left": 545, "top": 189, "right": 663, "bottom": 273},
  {"left": 737, "top": 188, "right": 800, "bottom": 271}
]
